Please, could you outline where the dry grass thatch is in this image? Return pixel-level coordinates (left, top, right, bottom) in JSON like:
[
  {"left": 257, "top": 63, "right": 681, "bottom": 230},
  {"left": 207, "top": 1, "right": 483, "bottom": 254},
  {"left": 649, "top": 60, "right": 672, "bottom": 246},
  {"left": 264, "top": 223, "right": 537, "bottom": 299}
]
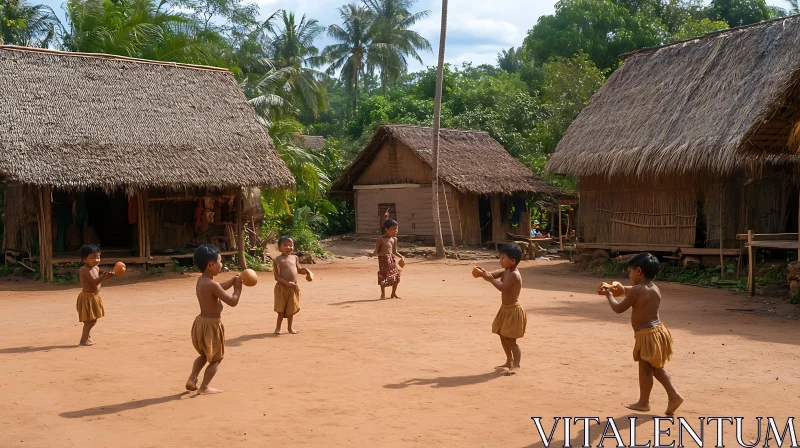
[
  {"left": 546, "top": 15, "right": 800, "bottom": 178},
  {"left": 0, "top": 46, "right": 295, "bottom": 190},
  {"left": 291, "top": 134, "right": 325, "bottom": 150},
  {"left": 333, "top": 125, "right": 560, "bottom": 196}
]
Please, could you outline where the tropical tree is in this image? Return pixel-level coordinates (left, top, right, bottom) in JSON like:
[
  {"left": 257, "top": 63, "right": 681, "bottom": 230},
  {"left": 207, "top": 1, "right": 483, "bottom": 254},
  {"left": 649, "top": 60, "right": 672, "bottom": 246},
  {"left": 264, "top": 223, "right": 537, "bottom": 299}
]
[
  {"left": 322, "top": 3, "right": 376, "bottom": 111},
  {"left": 0, "top": 0, "right": 61, "bottom": 47},
  {"left": 62, "top": 0, "right": 224, "bottom": 65},
  {"left": 431, "top": 0, "right": 448, "bottom": 259},
  {"left": 266, "top": 10, "right": 328, "bottom": 117},
  {"left": 364, "top": 0, "right": 432, "bottom": 95}
]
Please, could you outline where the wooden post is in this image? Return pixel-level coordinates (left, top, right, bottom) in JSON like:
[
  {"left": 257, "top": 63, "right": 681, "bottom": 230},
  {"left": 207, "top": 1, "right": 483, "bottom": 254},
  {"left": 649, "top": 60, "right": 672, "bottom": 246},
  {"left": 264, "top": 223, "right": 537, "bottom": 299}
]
[
  {"left": 797, "top": 193, "right": 799, "bottom": 261},
  {"left": 748, "top": 230, "right": 755, "bottom": 296},
  {"left": 137, "top": 192, "right": 145, "bottom": 259},
  {"left": 38, "top": 186, "right": 53, "bottom": 282},
  {"left": 142, "top": 189, "right": 151, "bottom": 259},
  {"left": 719, "top": 191, "right": 724, "bottom": 278},
  {"left": 236, "top": 190, "right": 246, "bottom": 269},
  {"left": 558, "top": 202, "right": 564, "bottom": 251}
]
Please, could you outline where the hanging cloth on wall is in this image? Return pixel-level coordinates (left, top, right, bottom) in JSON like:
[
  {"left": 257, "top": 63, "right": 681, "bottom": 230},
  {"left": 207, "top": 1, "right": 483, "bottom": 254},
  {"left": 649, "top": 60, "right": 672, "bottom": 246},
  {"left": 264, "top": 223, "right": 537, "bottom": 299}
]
[{"left": 510, "top": 198, "right": 527, "bottom": 227}]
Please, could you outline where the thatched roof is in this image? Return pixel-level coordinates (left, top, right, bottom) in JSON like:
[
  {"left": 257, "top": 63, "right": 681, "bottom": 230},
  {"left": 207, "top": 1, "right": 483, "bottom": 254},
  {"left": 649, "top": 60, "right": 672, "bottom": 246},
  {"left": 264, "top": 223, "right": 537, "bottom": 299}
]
[
  {"left": 546, "top": 15, "right": 800, "bottom": 178},
  {"left": 0, "top": 46, "right": 294, "bottom": 190},
  {"left": 333, "top": 125, "right": 560, "bottom": 195},
  {"left": 291, "top": 134, "right": 325, "bottom": 150}
]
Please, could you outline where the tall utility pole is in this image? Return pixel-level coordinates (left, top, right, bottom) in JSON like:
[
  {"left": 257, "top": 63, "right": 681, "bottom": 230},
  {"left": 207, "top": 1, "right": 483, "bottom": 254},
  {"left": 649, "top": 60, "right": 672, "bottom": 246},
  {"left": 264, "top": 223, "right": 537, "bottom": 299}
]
[{"left": 431, "top": 0, "right": 448, "bottom": 259}]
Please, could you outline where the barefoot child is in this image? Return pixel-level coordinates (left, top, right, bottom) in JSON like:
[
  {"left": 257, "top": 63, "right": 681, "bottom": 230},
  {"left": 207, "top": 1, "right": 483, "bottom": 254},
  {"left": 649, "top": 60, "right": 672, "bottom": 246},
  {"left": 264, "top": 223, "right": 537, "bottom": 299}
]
[
  {"left": 367, "top": 219, "right": 404, "bottom": 300},
  {"left": 598, "top": 252, "right": 684, "bottom": 415},
  {"left": 77, "top": 245, "right": 115, "bottom": 346},
  {"left": 186, "top": 245, "right": 242, "bottom": 395},
  {"left": 273, "top": 236, "right": 313, "bottom": 334},
  {"left": 478, "top": 244, "right": 526, "bottom": 375}
]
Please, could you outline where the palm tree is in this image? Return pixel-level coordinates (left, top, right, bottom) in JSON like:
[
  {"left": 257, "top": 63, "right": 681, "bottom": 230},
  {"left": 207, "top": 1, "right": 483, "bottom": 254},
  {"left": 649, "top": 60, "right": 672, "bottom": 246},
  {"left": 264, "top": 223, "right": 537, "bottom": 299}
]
[
  {"left": 431, "top": 0, "right": 447, "bottom": 259},
  {"left": 267, "top": 10, "right": 328, "bottom": 117},
  {"left": 322, "top": 3, "right": 375, "bottom": 111},
  {"left": 62, "top": 0, "right": 222, "bottom": 65},
  {"left": 0, "top": 0, "right": 61, "bottom": 47},
  {"left": 364, "top": 0, "right": 431, "bottom": 96},
  {"left": 790, "top": 0, "right": 799, "bottom": 14}
]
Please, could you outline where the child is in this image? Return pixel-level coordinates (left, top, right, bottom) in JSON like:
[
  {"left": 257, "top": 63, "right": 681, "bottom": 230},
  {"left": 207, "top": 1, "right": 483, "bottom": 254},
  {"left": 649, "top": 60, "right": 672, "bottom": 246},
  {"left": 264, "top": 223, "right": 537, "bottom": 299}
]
[
  {"left": 479, "top": 244, "right": 527, "bottom": 375},
  {"left": 77, "top": 245, "right": 115, "bottom": 346},
  {"left": 598, "top": 252, "right": 684, "bottom": 415},
  {"left": 273, "top": 236, "right": 313, "bottom": 334},
  {"left": 186, "top": 245, "right": 242, "bottom": 395},
  {"left": 368, "top": 219, "right": 404, "bottom": 300}
]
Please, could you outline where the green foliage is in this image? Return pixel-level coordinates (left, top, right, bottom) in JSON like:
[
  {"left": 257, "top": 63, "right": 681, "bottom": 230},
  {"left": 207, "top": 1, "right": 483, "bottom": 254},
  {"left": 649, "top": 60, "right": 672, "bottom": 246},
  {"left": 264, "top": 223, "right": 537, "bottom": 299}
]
[
  {"left": 522, "top": 0, "right": 667, "bottom": 71},
  {"left": 244, "top": 252, "right": 272, "bottom": 271},
  {"left": 287, "top": 222, "right": 327, "bottom": 257},
  {"left": 0, "top": 0, "right": 60, "bottom": 47},
  {"left": 709, "top": 0, "right": 772, "bottom": 27},
  {"left": 667, "top": 18, "right": 729, "bottom": 43},
  {"left": 790, "top": 291, "right": 800, "bottom": 305},
  {"left": 144, "top": 267, "right": 165, "bottom": 276},
  {"left": 53, "top": 269, "right": 80, "bottom": 285}
]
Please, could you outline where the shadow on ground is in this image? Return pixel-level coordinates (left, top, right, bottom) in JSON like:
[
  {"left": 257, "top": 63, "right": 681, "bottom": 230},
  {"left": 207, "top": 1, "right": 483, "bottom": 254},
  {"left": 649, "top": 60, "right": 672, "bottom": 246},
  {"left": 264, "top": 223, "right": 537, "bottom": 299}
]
[
  {"left": 59, "top": 392, "right": 191, "bottom": 418},
  {"left": 384, "top": 370, "right": 506, "bottom": 389}
]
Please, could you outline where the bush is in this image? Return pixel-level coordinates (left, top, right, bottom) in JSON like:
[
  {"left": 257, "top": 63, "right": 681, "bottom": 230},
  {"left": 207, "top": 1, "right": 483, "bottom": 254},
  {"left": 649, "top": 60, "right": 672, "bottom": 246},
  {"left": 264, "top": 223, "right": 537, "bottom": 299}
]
[{"left": 287, "top": 223, "right": 327, "bottom": 258}]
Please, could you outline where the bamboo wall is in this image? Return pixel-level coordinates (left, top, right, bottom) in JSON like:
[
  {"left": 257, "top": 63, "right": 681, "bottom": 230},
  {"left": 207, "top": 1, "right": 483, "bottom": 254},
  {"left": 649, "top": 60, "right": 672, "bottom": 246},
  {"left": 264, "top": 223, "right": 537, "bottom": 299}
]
[
  {"left": 578, "top": 175, "right": 697, "bottom": 247},
  {"left": 579, "top": 167, "right": 798, "bottom": 249},
  {"left": 457, "top": 192, "right": 481, "bottom": 245},
  {"left": 2, "top": 182, "right": 39, "bottom": 253},
  {"left": 355, "top": 184, "right": 462, "bottom": 244}
]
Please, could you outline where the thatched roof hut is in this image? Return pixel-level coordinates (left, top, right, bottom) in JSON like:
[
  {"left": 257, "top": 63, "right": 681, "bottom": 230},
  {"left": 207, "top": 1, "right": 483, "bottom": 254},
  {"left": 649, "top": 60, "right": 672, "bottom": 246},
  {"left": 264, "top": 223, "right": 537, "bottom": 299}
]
[
  {"left": 334, "top": 125, "right": 559, "bottom": 245},
  {"left": 334, "top": 125, "right": 559, "bottom": 196},
  {"left": 544, "top": 16, "right": 800, "bottom": 256},
  {"left": 0, "top": 45, "right": 294, "bottom": 190},
  {"left": 291, "top": 134, "right": 326, "bottom": 150},
  {"left": 0, "top": 46, "right": 293, "bottom": 280},
  {"left": 546, "top": 15, "right": 800, "bottom": 178}
]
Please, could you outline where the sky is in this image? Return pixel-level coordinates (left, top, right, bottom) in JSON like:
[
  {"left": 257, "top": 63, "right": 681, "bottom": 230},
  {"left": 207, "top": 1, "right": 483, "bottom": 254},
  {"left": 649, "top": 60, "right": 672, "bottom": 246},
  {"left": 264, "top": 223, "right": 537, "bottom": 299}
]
[
  {"left": 39, "top": 0, "right": 558, "bottom": 71},
  {"left": 38, "top": 0, "right": 793, "bottom": 72}
]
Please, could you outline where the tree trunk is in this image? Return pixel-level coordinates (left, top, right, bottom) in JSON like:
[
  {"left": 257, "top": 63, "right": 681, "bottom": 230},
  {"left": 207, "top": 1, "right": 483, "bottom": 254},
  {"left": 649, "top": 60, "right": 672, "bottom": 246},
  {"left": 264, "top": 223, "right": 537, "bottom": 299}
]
[
  {"left": 431, "top": 0, "right": 449, "bottom": 260},
  {"left": 353, "top": 64, "right": 359, "bottom": 112}
]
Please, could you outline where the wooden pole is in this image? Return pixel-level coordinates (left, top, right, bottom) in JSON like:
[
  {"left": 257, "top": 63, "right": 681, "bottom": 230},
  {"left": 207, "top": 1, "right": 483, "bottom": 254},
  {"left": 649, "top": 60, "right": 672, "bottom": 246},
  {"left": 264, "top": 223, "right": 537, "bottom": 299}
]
[
  {"left": 441, "top": 181, "right": 456, "bottom": 248},
  {"left": 38, "top": 188, "right": 45, "bottom": 282},
  {"left": 720, "top": 191, "right": 724, "bottom": 278},
  {"left": 137, "top": 192, "right": 145, "bottom": 259},
  {"left": 748, "top": 229, "right": 755, "bottom": 296},
  {"left": 797, "top": 192, "right": 799, "bottom": 261},
  {"left": 237, "top": 190, "right": 246, "bottom": 269},
  {"left": 143, "top": 189, "right": 151, "bottom": 259},
  {"left": 559, "top": 202, "right": 564, "bottom": 251}
]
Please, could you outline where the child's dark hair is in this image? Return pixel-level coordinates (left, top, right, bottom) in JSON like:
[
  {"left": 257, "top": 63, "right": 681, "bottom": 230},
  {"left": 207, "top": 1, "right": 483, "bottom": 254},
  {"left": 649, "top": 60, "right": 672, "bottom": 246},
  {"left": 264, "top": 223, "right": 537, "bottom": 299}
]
[
  {"left": 383, "top": 218, "right": 398, "bottom": 229},
  {"left": 627, "top": 252, "right": 660, "bottom": 279},
  {"left": 278, "top": 236, "right": 294, "bottom": 248},
  {"left": 80, "top": 244, "right": 100, "bottom": 261},
  {"left": 194, "top": 244, "right": 220, "bottom": 273},
  {"left": 499, "top": 244, "right": 523, "bottom": 266}
]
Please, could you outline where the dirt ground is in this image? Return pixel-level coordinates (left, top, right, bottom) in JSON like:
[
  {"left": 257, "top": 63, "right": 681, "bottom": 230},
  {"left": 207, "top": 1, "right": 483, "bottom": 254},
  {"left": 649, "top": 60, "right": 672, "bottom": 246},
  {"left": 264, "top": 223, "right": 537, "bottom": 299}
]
[{"left": 2, "top": 241, "right": 800, "bottom": 447}]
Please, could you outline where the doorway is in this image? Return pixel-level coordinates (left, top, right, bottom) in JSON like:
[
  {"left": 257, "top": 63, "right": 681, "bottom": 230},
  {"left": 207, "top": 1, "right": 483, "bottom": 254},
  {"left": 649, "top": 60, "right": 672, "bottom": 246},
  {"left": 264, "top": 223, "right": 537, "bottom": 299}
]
[{"left": 479, "top": 196, "right": 492, "bottom": 243}]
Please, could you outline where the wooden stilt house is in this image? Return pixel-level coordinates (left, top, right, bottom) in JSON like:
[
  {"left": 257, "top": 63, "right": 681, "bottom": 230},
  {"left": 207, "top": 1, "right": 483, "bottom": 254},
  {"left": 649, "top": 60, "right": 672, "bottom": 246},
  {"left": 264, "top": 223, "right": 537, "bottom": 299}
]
[
  {"left": 546, "top": 16, "right": 800, "bottom": 261},
  {"left": 0, "top": 46, "right": 294, "bottom": 280}
]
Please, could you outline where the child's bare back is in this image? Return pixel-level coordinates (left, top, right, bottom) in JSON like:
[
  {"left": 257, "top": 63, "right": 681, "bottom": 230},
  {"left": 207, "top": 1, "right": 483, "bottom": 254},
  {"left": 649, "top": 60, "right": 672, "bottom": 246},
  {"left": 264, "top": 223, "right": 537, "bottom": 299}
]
[
  {"left": 627, "top": 283, "right": 662, "bottom": 331},
  {"left": 486, "top": 268, "right": 522, "bottom": 305},
  {"left": 196, "top": 276, "right": 229, "bottom": 318}
]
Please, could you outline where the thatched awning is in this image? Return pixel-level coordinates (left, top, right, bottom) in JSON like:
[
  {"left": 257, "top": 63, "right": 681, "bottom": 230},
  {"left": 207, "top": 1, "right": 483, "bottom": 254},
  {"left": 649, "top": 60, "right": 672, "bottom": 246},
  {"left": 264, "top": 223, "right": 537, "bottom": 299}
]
[
  {"left": 291, "top": 134, "right": 325, "bottom": 150},
  {"left": 333, "top": 125, "right": 560, "bottom": 196},
  {"left": 0, "top": 46, "right": 294, "bottom": 190},
  {"left": 546, "top": 15, "right": 800, "bottom": 178}
]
